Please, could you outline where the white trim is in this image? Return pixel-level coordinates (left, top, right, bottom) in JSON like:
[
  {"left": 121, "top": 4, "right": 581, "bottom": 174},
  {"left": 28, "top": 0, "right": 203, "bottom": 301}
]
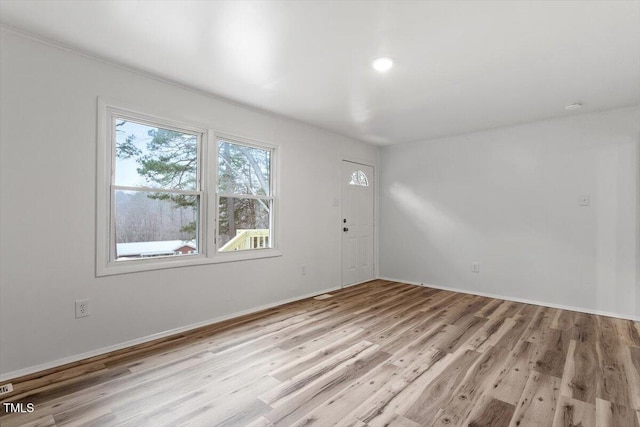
[
  {"left": 340, "top": 159, "right": 376, "bottom": 288},
  {"left": 205, "top": 130, "right": 216, "bottom": 253},
  {"left": 342, "top": 278, "right": 379, "bottom": 288},
  {"left": 0, "top": 284, "right": 340, "bottom": 382},
  {"left": 373, "top": 151, "right": 380, "bottom": 281},
  {"left": 217, "top": 193, "right": 273, "bottom": 201},
  {"left": 339, "top": 154, "right": 378, "bottom": 281},
  {"left": 3, "top": 26, "right": 637, "bottom": 149},
  {"left": 112, "top": 186, "right": 202, "bottom": 195},
  {"left": 95, "top": 97, "right": 109, "bottom": 276},
  {"left": 379, "top": 277, "right": 640, "bottom": 322},
  {"left": 96, "top": 98, "right": 282, "bottom": 276},
  {"left": 340, "top": 156, "right": 378, "bottom": 170},
  {"left": 97, "top": 99, "right": 211, "bottom": 276},
  {"left": 637, "top": 131, "right": 640, "bottom": 318},
  {"left": 214, "top": 136, "right": 279, "bottom": 253},
  {"left": 0, "top": 25, "right": 378, "bottom": 149},
  {"left": 388, "top": 104, "right": 640, "bottom": 148},
  {"left": 216, "top": 132, "right": 278, "bottom": 153},
  {"left": 2, "top": 276, "right": 635, "bottom": 382},
  {"left": 100, "top": 249, "right": 283, "bottom": 276}
]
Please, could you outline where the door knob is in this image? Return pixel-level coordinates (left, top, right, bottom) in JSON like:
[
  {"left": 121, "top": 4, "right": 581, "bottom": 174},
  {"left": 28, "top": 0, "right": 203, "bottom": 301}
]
[{"left": 343, "top": 227, "right": 349, "bottom": 232}]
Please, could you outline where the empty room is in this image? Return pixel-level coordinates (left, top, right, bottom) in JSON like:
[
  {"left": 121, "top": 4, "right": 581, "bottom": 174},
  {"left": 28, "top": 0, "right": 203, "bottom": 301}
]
[{"left": 0, "top": 1, "right": 639, "bottom": 426}]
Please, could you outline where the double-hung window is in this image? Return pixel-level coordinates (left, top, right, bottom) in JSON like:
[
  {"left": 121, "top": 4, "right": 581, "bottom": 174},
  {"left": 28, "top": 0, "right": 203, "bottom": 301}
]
[
  {"left": 97, "top": 100, "right": 279, "bottom": 276},
  {"left": 217, "top": 139, "right": 274, "bottom": 252}
]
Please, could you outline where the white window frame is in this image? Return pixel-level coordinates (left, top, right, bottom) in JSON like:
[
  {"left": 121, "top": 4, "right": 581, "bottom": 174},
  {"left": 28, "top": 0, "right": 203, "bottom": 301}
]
[
  {"left": 96, "top": 98, "right": 281, "bottom": 276},
  {"left": 215, "top": 134, "right": 277, "bottom": 254}
]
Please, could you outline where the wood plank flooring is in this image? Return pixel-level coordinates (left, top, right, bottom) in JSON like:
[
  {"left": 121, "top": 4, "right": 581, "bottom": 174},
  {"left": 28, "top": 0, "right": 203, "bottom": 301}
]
[{"left": 1, "top": 280, "right": 639, "bottom": 426}]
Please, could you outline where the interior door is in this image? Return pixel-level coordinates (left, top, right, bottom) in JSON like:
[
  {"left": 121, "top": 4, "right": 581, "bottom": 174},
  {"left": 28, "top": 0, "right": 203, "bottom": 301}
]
[{"left": 341, "top": 161, "right": 374, "bottom": 287}]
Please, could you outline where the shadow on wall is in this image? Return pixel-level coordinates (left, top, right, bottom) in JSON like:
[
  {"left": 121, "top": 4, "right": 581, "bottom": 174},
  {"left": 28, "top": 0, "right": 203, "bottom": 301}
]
[
  {"left": 388, "top": 182, "right": 462, "bottom": 235},
  {"left": 386, "top": 181, "right": 467, "bottom": 281}
]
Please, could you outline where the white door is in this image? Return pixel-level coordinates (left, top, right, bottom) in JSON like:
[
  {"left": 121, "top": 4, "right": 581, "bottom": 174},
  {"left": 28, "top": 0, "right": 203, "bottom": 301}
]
[{"left": 341, "top": 161, "right": 374, "bottom": 286}]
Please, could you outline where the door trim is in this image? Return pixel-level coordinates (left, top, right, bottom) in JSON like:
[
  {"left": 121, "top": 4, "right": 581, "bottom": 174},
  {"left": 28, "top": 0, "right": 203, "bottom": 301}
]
[{"left": 340, "top": 159, "right": 376, "bottom": 288}]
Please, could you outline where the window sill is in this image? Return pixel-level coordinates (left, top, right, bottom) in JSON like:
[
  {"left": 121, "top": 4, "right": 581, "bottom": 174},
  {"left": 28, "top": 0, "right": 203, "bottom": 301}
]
[{"left": 96, "top": 249, "right": 282, "bottom": 277}]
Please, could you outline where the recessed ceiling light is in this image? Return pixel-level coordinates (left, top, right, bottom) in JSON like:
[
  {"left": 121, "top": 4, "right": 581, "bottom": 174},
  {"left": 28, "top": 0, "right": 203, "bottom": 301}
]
[
  {"left": 565, "top": 102, "right": 583, "bottom": 110},
  {"left": 372, "top": 57, "right": 394, "bottom": 73}
]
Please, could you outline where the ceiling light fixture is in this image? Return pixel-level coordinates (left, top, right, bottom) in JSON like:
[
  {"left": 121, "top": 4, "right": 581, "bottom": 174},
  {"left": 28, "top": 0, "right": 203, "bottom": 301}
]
[
  {"left": 372, "top": 57, "right": 394, "bottom": 73},
  {"left": 565, "top": 102, "right": 583, "bottom": 110}
]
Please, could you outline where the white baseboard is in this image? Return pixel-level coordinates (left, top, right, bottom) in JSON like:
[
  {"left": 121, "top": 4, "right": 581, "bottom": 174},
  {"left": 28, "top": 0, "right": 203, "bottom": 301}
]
[
  {"left": 342, "top": 277, "right": 380, "bottom": 288},
  {"left": 0, "top": 285, "right": 342, "bottom": 383},
  {"left": 379, "top": 276, "right": 640, "bottom": 322},
  {"left": 3, "top": 277, "right": 636, "bottom": 383}
]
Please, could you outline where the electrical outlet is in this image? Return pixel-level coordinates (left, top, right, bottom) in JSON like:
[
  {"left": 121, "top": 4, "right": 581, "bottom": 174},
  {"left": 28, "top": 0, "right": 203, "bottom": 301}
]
[
  {"left": 302, "top": 265, "right": 307, "bottom": 276},
  {"left": 472, "top": 262, "right": 480, "bottom": 273},
  {"left": 0, "top": 383, "right": 13, "bottom": 395},
  {"left": 75, "top": 299, "right": 90, "bottom": 318}
]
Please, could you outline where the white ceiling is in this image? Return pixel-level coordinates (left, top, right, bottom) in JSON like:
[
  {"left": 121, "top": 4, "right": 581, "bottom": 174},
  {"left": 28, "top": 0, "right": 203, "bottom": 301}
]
[{"left": 1, "top": 1, "right": 639, "bottom": 145}]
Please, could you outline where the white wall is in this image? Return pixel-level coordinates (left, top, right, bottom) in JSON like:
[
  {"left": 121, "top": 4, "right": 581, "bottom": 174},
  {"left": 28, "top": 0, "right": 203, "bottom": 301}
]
[
  {"left": 0, "top": 30, "right": 378, "bottom": 377},
  {"left": 380, "top": 107, "right": 640, "bottom": 319}
]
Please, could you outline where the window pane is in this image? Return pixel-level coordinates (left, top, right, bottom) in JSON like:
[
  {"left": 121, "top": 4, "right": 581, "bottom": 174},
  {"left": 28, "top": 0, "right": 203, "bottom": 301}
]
[
  {"left": 114, "top": 118, "right": 198, "bottom": 190},
  {"left": 114, "top": 190, "right": 199, "bottom": 260},
  {"left": 218, "top": 140, "right": 271, "bottom": 196},
  {"left": 349, "top": 170, "right": 369, "bottom": 186},
  {"left": 218, "top": 197, "right": 271, "bottom": 251}
]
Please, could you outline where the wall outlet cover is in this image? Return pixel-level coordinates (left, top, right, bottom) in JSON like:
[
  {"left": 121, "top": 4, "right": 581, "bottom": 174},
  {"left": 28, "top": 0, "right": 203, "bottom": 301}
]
[{"left": 75, "top": 299, "right": 90, "bottom": 318}]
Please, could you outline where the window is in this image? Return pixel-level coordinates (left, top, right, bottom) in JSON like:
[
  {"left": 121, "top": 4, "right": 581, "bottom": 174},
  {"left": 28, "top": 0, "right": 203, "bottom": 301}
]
[
  {"left": 217, "top": 140, "right": 273, "bottom": 252},
  {"left": 112, "top": 118, "right": 202, "bottom": 260},
  {"left": 349, "top": 170, "right": 369, "bottom": 186},
  {"left": 97, "top": 100, "right": 279, "bottom": 276}
]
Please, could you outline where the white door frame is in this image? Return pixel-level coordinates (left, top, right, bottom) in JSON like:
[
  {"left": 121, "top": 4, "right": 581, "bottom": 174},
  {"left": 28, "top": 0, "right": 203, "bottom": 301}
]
[
  {"left": 636, "top": 135, "right": 640, "bottom": 318},
  {"left": 340, "top": 158, "right": 376, "bottom": 288}
]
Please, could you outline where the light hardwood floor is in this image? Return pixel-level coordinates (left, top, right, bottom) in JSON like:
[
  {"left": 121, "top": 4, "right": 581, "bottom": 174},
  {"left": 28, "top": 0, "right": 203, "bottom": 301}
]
[{"left": 1, "top": 280, "right": 639, "bottom": 426}]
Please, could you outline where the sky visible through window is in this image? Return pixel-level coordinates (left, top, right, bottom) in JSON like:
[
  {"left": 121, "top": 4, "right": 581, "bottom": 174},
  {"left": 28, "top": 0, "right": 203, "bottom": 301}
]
[
  {"left": 114, "top": 119, "right": 198, "bottom": 189},
  {"left": 115, "top": 120, "right": 152, "bottom": 188}
]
